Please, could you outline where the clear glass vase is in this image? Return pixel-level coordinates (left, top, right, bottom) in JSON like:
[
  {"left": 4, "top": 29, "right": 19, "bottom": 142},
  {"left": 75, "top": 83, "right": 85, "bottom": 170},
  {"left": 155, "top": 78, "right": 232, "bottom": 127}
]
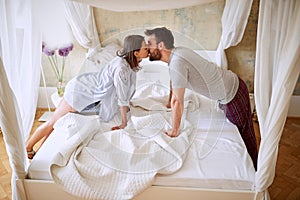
[{"left": 57, "top": 81, "right": 65, "bottom": 97}]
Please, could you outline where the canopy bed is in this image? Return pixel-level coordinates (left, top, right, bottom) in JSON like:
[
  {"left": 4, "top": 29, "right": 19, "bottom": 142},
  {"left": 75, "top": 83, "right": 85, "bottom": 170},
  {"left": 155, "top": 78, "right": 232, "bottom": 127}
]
[
  {"left": 23, "top": 54, "right": 256, "bottom": 200},
  {"left": 0, "top": 0, "right": 299, "bottom": 199}
]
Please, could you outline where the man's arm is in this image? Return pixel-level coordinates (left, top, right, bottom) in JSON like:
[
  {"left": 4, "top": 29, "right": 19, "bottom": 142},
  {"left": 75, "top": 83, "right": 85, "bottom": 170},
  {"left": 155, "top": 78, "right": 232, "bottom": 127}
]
[
  {"left": 166, "top": 81, "right": 172, "bottom": 108},
  {"left": 164, "top": 87, "right": 185, "bottom": 137}
]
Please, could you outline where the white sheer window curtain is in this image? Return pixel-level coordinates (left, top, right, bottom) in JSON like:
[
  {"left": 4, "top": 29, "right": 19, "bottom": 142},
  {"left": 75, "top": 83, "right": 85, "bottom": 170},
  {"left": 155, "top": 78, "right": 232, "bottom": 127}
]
[
  {"left": 0, "top": 0, "right": 42, "bottom": 199},
  {"left": 64, "top": 0, "right": 100, "bottom": 57},
  {"left": 215, "top": 0, "right": 253, "bottom": 68},
  {"left": 254, "top": 0, "right": 300, "bottom": 195}
]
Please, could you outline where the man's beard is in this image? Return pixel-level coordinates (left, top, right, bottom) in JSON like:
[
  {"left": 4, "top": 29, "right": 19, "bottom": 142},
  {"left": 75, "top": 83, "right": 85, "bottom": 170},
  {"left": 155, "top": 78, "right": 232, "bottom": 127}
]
[{"left": 149, "top": 48, "right": 161, "bottom": 61}]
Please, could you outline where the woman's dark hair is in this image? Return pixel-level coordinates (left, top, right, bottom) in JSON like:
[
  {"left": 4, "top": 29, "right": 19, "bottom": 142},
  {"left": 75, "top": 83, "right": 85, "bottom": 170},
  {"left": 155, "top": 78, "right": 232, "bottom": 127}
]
[
  {"left": 144, "top": 27, "right": 175, "bottom": 49},
  {"left": 117, "top": 35, "right": 144, "bottom": 71}
]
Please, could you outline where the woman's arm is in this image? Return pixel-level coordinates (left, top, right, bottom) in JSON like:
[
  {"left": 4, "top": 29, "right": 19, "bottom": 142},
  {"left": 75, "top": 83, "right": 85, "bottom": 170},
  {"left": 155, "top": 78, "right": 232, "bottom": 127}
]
[
  {"left": 111, "top": 106, "right": 129, "bottom": 130},
  {"left": 112, "top": 62, "right": 132, "bottom": 130}
]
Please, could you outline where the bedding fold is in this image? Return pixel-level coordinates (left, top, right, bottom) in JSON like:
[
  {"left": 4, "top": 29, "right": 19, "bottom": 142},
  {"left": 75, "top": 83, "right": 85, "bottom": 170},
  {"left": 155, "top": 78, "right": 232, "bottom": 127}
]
[{"left": 50, "top": 111, "right": 193, "bottom": 200}]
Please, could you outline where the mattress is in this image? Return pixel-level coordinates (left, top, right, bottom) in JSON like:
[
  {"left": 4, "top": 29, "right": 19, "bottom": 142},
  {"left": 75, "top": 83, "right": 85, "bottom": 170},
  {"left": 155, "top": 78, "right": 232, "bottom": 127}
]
[{"left": 28, "top": 89, "right": 255, "bottom": 191}]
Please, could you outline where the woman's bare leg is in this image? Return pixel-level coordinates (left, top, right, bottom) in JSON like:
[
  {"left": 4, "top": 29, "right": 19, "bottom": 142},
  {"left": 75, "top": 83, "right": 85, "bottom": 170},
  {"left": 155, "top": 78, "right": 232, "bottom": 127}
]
[{"left": 26, "top": 98, "right": 76, "bottom": 157}]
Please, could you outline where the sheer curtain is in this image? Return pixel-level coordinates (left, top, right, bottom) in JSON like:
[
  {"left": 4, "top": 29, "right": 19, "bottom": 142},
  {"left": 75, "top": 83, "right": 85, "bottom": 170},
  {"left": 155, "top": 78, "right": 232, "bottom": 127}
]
[
  {"left": 215, "top": 0, "right": 253, "bottom": 68},
  {"left": 0, "top": 0, "right": 41, "bottom": 140},
  {"left": 64, "top": 0, "right": 100, "bottom": 57},
  {"left": 254, "top": 0, "right": 300, "bottom": 194},
  {"left": 0, "top": 0, "right": 42, "bottom": 199},
  {"left": 0, "top": 58, "right": 28, "bottom": 200}
]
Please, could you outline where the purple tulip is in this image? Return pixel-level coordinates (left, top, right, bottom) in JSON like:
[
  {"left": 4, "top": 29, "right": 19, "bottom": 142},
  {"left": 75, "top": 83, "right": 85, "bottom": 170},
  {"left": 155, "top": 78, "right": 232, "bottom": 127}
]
[
  {"left": 42, "top": 43, "right": 55, "bottom": 56},
  {"left": 58, "top": 44, "right": 73, "bottom": 57},
  {"left": 42, "top": 47, "right": 55, "bottom": 56}
]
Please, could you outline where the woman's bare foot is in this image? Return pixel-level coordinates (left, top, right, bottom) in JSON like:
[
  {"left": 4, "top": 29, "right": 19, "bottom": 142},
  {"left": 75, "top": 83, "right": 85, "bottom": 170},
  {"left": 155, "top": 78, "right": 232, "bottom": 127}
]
[{"left": 27, "top": 149, "right": 36, "bottom": 159}]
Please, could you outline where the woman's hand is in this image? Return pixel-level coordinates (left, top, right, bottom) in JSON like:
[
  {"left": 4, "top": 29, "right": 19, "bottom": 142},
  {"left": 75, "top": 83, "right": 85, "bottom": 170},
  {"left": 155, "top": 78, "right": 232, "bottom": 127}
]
[
  {"left": 111, "top": 105, "right": 129, "bottom": 131},
  {"left": 111, "top": 124, "right": 127, "bottom": 130},
  {"left": 164, "top": 129, "right": 180, "bottom": 137}
]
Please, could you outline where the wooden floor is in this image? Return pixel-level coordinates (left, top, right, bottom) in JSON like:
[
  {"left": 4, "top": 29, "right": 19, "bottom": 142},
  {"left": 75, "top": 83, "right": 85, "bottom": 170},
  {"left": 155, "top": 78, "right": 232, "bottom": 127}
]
[{"left": 0, "top": 109, "right": 299, "bottom": 200}]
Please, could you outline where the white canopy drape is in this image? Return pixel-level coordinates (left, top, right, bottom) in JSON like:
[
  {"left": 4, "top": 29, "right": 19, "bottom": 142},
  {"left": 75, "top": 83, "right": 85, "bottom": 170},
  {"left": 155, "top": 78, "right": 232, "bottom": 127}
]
[
  {"left": 64, "top": 0, "right": 100, "bottom": 57},
  {"left": 215, "top": 0, "right": 253, "bottom": 68},
  {"left": 0, "top": 0, "right": 42, "bottom": 199},
  {"left": 254, "top": 0, "right": 300, "bottom": 193},
  {"left": 0, "top": 57, "right": 28, "bottom": 200},
  {"left": 0, "top": 0, "right": 41, "bottom": 140}
]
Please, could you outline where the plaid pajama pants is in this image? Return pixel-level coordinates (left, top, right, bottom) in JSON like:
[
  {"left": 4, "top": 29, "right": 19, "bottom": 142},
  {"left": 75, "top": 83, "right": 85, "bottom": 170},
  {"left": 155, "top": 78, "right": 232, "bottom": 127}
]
[{"left": 219, "top": 77, "right": 258, "bottom": 170}]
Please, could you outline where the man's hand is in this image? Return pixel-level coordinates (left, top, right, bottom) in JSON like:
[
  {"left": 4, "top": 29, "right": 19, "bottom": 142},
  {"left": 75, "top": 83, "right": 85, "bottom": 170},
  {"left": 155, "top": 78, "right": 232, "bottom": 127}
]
[
  {"left": 164, "top": 129, "right": 180, "bottom": 137},
  {"left": 111, "top": 124, "right": 127, "bottom": 130}
]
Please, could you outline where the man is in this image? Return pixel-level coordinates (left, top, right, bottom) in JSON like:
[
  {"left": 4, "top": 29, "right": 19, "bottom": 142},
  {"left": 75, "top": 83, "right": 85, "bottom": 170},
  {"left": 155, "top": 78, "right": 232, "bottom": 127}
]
[{"left": 145, "top": 27, "right": 258, "bottom": 170}]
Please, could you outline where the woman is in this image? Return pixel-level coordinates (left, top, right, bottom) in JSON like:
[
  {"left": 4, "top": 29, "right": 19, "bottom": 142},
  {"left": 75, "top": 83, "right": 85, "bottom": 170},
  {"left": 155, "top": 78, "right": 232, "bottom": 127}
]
[{"left": 26, "top": 35, "right": 149, "bottom": 159}]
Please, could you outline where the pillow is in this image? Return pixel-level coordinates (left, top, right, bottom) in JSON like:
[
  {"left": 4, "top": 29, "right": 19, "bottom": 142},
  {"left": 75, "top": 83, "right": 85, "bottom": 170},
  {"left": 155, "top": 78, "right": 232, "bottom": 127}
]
[
  {"left": 79, "top": 42, "right": 121, "bottom": 74},
  {"left": 131, "top": 83, "right": 201, "bottom": 111},
  {"left": 131, "top": 83, "right": 171, "bottom": 111}
]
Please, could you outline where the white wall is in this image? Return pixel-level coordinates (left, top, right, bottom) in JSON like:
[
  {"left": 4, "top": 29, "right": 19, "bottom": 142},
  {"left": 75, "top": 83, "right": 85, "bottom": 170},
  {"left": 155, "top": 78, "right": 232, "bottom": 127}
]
[{"left": 288, "top": 96, "right": 300, "bottom": 117}]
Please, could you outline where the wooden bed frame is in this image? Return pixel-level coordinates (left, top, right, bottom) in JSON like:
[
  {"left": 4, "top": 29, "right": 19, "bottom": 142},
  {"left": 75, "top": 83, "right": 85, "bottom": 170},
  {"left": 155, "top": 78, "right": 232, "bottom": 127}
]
[{"left": 20, "top": 179, "right": 261, "bottom": 200}]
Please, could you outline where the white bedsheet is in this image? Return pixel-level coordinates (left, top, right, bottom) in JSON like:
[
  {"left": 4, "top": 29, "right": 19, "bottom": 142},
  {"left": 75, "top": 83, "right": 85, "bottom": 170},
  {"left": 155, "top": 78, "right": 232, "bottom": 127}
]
[
  {"left": 28, "top": 84, "right": 255, "bottom": 199},
  {"left": 49, "top": 111, "right": 193, "bottom": 200}
]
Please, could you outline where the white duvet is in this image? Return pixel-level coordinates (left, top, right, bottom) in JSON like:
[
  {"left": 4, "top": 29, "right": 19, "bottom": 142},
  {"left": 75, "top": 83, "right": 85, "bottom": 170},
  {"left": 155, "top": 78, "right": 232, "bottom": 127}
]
[{"left": 49, "top": 84, "right": 198, "bottom": 200}]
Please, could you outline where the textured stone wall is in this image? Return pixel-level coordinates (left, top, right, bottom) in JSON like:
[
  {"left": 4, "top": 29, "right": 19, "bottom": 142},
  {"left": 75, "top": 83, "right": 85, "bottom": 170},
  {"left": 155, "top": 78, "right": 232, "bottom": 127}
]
[
  {"left": 226, "top": 0, "right": 259, "bottom": 93},
  {"left": 94, "top": 1, "right": 225, "bottom": 50}
]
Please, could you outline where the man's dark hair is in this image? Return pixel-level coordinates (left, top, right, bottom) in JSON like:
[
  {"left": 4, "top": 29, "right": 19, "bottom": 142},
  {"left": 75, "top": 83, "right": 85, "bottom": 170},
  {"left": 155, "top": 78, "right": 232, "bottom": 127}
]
[{"left": 145, "top": 27, "right": 175, "bottom": 49}]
